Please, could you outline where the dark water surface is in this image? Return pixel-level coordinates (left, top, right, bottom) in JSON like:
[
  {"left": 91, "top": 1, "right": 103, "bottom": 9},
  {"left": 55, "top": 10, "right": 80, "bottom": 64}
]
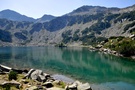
[{"left": 0, "top": 46, "right": 135, "bottom": 90}]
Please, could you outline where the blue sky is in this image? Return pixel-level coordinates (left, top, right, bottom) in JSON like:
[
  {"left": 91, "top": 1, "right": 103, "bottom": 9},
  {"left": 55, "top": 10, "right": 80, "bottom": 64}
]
[{"left": 0, "top": 0, "right": 135, "bottom": 18}]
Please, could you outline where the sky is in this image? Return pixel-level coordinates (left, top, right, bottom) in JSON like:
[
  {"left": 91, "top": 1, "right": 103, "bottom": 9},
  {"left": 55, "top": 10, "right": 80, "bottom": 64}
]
[{"left": 0, "top": 0, "right": 135, "bottom": 19}]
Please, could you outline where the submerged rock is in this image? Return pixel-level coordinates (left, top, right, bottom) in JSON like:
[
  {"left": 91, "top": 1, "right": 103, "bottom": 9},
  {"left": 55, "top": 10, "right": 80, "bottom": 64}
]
[{"left": 52, "top": 74, "right": 74, "bottom": 83}]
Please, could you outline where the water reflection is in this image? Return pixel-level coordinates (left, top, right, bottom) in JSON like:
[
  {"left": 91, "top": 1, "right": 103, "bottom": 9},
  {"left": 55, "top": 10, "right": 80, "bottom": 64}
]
[{"left": 0, "top": 46, "right": 135, "bottom": 86}]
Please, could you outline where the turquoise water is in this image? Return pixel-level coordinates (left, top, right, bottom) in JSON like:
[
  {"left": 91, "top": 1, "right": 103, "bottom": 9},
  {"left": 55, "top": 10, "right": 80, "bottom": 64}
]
[{"left": 0, "top": 46, "right": 135, "bottom": 90}]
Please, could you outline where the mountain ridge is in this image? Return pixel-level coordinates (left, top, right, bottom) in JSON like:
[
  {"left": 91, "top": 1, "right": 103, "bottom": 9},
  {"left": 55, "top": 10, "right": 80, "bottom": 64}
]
[
  {"left": 36, "top": 14, "right": 56, "bottom": 23},
  {"left": 68, "top": 5, "right": 120, "bottom": 16},
  {"left": 0, "top": 4, "right": 135, "bottom": 46},
  {"left": 0, "top": 9, "right": 56, "bottom": 22}
]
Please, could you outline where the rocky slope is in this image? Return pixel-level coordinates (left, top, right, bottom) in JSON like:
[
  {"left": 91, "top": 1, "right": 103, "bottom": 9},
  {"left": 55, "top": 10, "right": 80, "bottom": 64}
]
[{"left": 0, "top": 5, "right": 135, "bottom": 46}]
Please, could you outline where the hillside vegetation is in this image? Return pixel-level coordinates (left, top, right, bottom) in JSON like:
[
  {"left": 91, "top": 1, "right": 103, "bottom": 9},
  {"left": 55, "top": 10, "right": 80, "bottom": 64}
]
[{"left": 103, "top": 36, "right": 135, "bottom": 57}]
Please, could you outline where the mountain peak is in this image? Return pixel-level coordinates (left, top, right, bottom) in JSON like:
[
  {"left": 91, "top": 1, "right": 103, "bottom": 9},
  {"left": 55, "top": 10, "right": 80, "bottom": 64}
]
[
  {"left": 73, "top": 5, "right": 107, "bottom": 12},
  {"left": 69, "top": 5, "right": 120, "bottom": 16},
  {"left": 36, "top": 14, "right": 56, "bottom": 23},
  {"left": 0, "top": 9, "right": 35, "bottom": 22},
  {"left": 1, "top": 9, "right": 17, "bottom": 12}
]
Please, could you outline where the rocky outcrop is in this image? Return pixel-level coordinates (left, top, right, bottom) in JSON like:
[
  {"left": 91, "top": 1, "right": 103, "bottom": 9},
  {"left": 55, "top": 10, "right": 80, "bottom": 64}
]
[{"left": 0, "top": 65, "right": 92, "bottom": 90}]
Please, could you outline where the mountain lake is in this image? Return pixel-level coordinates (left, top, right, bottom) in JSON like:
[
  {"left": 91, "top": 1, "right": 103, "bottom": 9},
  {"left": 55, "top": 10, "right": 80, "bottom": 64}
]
[{"left": 0, "top": 46, "right": 135, "bottom": 90}]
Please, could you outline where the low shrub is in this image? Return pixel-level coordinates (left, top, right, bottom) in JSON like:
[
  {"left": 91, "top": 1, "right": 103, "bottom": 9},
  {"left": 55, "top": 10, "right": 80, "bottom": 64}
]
[{"left": 8, "top": 71, "right": 18, "bottom": 80}]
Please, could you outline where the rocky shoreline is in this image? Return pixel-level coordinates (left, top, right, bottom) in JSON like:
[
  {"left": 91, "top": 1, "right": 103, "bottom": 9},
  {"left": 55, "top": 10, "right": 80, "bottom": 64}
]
[
  {"left": 0, "top": 64, "right": 92, "bottom": 90},
  {"left": 89, "top": 45, "right": 135, "bottom": 60}
]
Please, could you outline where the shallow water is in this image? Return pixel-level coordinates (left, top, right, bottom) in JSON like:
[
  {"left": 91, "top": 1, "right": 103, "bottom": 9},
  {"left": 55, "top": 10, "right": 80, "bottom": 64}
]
[{"left": 0, "top": 46, "right": 135, "bottom": 90}]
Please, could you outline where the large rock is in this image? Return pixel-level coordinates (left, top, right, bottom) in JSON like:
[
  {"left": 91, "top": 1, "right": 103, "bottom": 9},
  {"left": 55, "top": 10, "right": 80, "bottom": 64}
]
[
  {"left": 65, "top": 81, "right": 92, "bottom": 90},
  {"left": 43, "top": 82, "right": 53, "bottom": 88},
  {"left": 77, "top": 83, "right": 92, "bottom": 90},
  {"left": 37, "top": 74, "right": 48, "bottom": 82},
  {"left": 47, "top": 87, "right": 65, "bottom": 90},
  {"left": 25, "top": 69, "right": 50, "bottom": 82},
  {"left": 0, "top": 80, "right": 21, "bottom": 89},
  {"left": 12, "top": 68, "right": 28, "bottom": 74},
  {"left": 26, "top": 85, "right": 46, "bottom": 90},
  {"left": 26, "top": 69, "right": 43, "bottom": 79},
  {"left": 0, "top": 64, "right": 12, "bottom": 73},
  {"left": 0, "top": 64, "right": 28, "bottom": 74},
  {"left": 73, "top": 81, "right": 82, "bottom": 86},
  {"left": 26, "top": 86, "right": 38, "bottom": 90},
  {"left": 65, "top": 83, "right": 77, "bottom": 90}
]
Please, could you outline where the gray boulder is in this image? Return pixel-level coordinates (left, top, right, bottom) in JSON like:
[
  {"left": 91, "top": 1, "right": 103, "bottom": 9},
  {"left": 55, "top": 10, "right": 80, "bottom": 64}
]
[
  {"left": 37, "top": 74, "right": 46, "bottom": 82},
  {"left": 65, "top": 83, "right": 77, "bottom": 90},
  {"left": 0, "top": 80, "right": 21, "bottom": 89},
  {"left": 26, "top": 69, "right": 43, "bottom": 79},
  {"left": 26, "top": 86, "right": 38, "bottom": 90},
  {"left": 26, "top": 85, "right": 46, "bottom": 90},
  {"left": 0, "top": 64, "right": 12, "bottom": 73},
  {"left": 25, "top": 69, "right": 50, "bottom": 82},
  {"left": 77, "top": 83, "right": 92, "bottom": 90},
  {"left": 0, "top": 64, "right": 28, "bottom": 74},
  {"left": 65, "top": 81, "right": 92, "bottom": 90}
]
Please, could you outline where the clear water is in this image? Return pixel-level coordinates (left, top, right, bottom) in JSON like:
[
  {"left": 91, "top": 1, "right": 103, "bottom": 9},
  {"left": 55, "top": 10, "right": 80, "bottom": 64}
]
[{"left": 0, "top": 46, "right": 135, "bottom": 90}]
